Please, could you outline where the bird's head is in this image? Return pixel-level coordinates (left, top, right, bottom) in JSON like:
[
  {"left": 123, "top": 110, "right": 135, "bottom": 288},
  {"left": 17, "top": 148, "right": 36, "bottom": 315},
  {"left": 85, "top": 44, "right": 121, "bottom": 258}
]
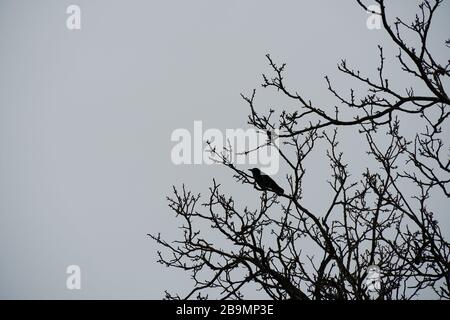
[{"left": 248, "top": 168, "right": 261, "bottom": 175}]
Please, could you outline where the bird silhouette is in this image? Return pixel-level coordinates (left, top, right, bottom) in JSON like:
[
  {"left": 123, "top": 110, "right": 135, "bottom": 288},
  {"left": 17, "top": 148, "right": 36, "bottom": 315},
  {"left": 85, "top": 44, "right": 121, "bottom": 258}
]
[{"left": 248, "top": 168, "right": 284, "bottom": 196}]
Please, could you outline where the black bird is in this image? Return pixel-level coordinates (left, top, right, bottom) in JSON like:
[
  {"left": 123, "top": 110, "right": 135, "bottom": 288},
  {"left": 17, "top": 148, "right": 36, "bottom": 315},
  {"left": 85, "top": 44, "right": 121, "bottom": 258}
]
[{"left": 248, "top": 168, "right": 284, "bottom": 196}]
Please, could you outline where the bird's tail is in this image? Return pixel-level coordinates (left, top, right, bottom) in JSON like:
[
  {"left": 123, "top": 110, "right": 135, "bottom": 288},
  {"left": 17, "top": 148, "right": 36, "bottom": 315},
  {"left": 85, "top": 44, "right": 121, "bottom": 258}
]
[{"left": 274, "top": 187, "right": 284, "bottom": 196}]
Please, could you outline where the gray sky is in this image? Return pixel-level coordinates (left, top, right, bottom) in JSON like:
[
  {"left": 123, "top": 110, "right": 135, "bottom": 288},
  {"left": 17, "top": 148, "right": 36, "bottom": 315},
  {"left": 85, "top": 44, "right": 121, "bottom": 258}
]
[{"left": 0, "top": 0, "right": 448, "bottom": 299}]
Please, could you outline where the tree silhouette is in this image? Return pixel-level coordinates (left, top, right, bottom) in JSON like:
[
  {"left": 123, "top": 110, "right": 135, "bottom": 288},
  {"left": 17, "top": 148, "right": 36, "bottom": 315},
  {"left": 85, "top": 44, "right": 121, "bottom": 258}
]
[{"left": 150, "top": 0, "right": 450, "bottom": 300}]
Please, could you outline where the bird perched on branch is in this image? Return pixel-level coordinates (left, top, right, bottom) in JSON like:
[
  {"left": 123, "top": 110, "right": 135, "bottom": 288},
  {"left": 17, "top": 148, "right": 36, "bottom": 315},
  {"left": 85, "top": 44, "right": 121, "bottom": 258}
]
[{"left": 248, "top": 168, "right": 284, "bottom": 196}]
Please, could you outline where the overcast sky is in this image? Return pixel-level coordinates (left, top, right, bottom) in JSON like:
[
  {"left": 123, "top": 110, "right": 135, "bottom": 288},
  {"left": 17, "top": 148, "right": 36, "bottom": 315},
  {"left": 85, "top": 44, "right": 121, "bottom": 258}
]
[{"left": 0, "top": 0, "right": 448, "bottom": 299}]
